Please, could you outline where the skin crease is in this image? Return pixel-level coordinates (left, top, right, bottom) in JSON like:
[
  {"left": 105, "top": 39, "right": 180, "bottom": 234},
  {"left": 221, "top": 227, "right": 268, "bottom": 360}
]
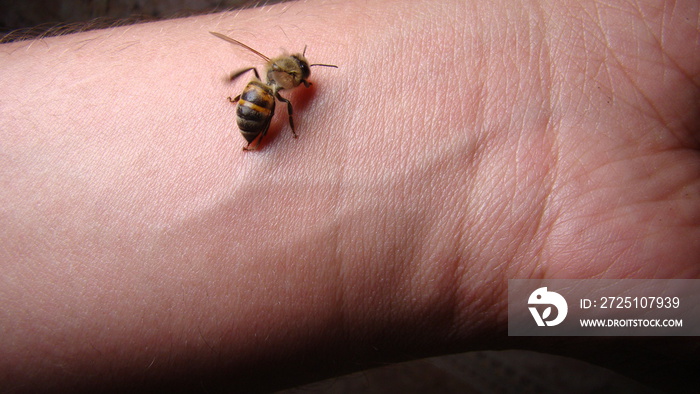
[{"left": 0, "top": 0, "right": 698, "bottom": 391}]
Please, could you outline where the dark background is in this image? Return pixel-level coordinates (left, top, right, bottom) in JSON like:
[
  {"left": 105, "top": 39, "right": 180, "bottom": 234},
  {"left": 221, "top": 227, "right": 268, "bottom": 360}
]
[{"left": 0, "top": 0, "right": 284, "bottom": 41}]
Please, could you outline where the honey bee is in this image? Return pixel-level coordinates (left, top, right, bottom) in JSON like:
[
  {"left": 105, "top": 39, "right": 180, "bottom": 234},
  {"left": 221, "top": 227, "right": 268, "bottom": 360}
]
[{"left": 210, "top": 31, "right": 338, "bottom": 150}]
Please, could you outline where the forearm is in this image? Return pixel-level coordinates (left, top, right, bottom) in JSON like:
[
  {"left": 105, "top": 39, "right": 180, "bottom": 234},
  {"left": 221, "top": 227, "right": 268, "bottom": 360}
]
[{"left": 0, "top": 1, "right": 502, "bottom": 391}]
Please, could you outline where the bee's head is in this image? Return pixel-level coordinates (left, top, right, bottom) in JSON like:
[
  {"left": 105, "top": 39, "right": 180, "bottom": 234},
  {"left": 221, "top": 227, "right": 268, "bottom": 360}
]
[
  {"left": 292, "top": 54, "right": 312, "bottom": 85},
  {"left": 267, "top": 48, "right": 337, "bottom": 90}
]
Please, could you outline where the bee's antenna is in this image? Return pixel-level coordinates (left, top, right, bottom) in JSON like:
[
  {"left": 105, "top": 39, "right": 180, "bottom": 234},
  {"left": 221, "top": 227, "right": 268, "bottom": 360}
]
[{"left": 310, "top": 63, "right": 339, "bottom": 68}]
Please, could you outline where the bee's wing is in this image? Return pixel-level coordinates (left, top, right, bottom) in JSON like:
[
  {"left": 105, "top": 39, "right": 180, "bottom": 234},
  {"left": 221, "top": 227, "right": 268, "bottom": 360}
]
[{"left": 210, "top": 31, "right": 271, "bottom": 62}]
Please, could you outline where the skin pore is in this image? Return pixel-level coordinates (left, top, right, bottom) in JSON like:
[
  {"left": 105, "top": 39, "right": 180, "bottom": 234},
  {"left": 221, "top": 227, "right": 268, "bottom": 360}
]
[{"left": 0, "top": 0, "right": 698, "bottom": 391}]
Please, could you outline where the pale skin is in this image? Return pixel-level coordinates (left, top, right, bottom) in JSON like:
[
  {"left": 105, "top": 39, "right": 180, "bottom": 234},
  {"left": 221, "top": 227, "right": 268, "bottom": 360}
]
[{"left": 0, "top": 0, "right": 698, "bottom": 391}]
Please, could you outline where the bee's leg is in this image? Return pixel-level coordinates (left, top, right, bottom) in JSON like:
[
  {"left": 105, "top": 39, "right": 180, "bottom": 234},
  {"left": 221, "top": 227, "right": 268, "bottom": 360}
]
[
  {"left": 255, "top": 119, "right": 272, "bottom": 149},
  {"left": 227, "top": 94, "right": 241, "bottom": 104},
  {"left": 229, "top": 67, "right": 260, "bottom": 82},
  {"left": 275, "top": 93, "right": 297, "bottom": 138}
]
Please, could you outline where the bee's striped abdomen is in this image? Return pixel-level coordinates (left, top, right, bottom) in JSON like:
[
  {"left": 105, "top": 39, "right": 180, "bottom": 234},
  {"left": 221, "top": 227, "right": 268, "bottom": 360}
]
[{"left": 236, "top": 80, "right": 275, "bottom": 143}]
